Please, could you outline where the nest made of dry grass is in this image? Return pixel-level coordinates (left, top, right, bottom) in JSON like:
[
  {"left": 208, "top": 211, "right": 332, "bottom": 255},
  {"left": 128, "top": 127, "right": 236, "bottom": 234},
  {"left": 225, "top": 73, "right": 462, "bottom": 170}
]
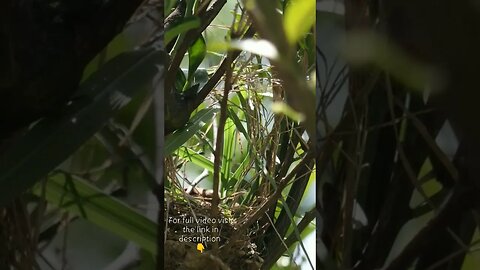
[{"left": 164, "top": 190, "right": 264, "bottom": 270}]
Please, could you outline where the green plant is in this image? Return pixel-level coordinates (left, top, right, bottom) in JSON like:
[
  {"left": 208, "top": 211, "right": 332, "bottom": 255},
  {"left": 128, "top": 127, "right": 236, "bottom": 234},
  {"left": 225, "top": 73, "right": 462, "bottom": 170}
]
[{"left": 164, "top": 0, "right": 316, "bottom": 269}]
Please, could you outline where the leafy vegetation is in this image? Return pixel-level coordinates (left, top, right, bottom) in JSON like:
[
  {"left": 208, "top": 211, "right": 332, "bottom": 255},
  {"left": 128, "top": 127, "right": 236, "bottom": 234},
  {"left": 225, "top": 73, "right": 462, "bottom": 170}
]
[
  {"left": 0, "top": 0, "right": 316, "bottom": 269},
  {"left": 318, "top": 1, "right": 480, "bottom": 269},
  {"left": 165, "top": 0, "right": 315, "bottom": 269}
]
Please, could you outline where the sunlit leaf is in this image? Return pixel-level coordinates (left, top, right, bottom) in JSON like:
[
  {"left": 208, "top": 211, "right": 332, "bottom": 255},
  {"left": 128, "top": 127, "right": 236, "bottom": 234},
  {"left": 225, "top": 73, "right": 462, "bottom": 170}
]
[
  {"left": 165, "top": 16, "right": 201, "bottom": 45},
  {"left": 230, "top": 39, "right": 279, "bottom": 59},
  {"left": 271, "top": 102, "right": 305, "bottom": 122},
  {"left": 188, "top": 35, "right": 207, "bottom": 82},
  {"left": 284, "top": 0, "right": 315, "bottom": 45}
]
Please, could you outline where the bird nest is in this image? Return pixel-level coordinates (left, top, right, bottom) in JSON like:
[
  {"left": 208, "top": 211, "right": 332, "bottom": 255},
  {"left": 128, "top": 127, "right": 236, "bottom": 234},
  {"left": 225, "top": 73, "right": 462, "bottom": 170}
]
[{"left": 164, "top": 191, "right": 264, "bottom": 270}]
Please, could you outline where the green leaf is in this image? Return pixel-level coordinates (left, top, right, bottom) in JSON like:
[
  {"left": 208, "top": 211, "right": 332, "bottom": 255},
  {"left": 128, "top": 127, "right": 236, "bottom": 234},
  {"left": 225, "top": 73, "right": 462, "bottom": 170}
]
[
  {"left": 175, "top": 67, "right": 187, "bottom": 91},
  {"left": 165, "top": 16, "right": 201, "bottom": 45},
  {"left": 271, "top": 101, "right": 305, "bottom": 122},
  {"left": 0, "top": 48, "right": 162, "bottom": 206},
  {"left": 284, "top": 0, "right": 315, "bottom": 45},
  {"left": 165, "top": 108, "right": 219, "bottom": 155},
  {"left": 232, "top": 152, "right": 251, "bottom": 190},
  {"left": 222, "top": 117, "right": 236, "bottom": 189},
  {"left": 177, "top": 147, "right": 214, "bottom": 172},
  {"left": 32, "top": 175, "right": 157, "bottom": 254},
  {"left": 227, "top": 108, "right": 249, "bottom": 140},
  {"left": 187, "top": 36, "right": 207, "bottom": 82}
]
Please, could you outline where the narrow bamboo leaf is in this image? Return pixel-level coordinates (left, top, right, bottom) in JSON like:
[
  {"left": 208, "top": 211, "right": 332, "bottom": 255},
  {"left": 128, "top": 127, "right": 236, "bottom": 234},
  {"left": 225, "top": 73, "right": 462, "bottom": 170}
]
[
  {"left": 165, "top": 16, "right": 201, "bottom": 45},
  {"left": 165, "top": 108, "right": 218, "bottom": 155},
  {"left": 177, "top": 147, "right": 214, "bottom": 172},
  {"left": 222, "top": 117, "right": 236, "bottom": 189},
  {"left": 232, "top": 152, "right": 251, "bottom": 190},
  {"left": 187, "top": 36, "right": 207, "bottom": 82},
  {"left": 32, "top": 175, "right": 157, "bottom": 254},
  {"left": 271, "top": 101, "right": 305, "bottom": 122},
  {"left": 0, "top": 48, "right": 162, "bottom": 206},
  {"left": 227, "top": 108, "right": 249, "bottom": 140},
  {"left": 277, "top": 195, "right": 314, "bottom": 269}
]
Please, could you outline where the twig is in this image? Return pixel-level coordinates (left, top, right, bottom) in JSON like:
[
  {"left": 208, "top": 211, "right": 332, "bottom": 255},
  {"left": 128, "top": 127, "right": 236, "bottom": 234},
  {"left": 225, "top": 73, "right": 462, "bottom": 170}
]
[
  {"left": 191, "top": 26, "right": 255, "bottom": 111},
  {"left": 385, "top": 76, "right": 435, "bottom": 210},
  {"left": 211, "top": 53, "right": 234, "bottom": 253}
]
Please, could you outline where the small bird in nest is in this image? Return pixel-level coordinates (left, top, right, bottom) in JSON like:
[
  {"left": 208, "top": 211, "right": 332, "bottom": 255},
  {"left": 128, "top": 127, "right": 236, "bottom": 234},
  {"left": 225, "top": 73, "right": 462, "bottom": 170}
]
[
  {"left": 184, "top": 186, "right": 215, "bottom": 199},
  {"left": 0, "top": 0, "right": 143, "bottom": 137},
  {"left": 183, "top": 185, "right": 246, "bottom": 207}
]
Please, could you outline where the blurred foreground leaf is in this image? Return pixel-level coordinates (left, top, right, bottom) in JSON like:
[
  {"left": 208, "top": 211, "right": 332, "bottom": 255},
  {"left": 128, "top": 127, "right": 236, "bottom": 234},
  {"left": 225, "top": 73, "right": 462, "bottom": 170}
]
[
  {"left": 33, "top": 174, "right": 157, "bottom": 254},
  {"left": 271, "top": 101, "right": 306, "bottom": 122},
  {"left": 342, "top": 31, "right": 438, "bottom": 90},
  {"left": 284, "top": 0, "right": 315, "bottom": 44},
  {"left": 0, "top": 48, "right": 163, "bottom": 206},
  {"left": 230, "top": 39, "right": 279, "bottom": 59}
]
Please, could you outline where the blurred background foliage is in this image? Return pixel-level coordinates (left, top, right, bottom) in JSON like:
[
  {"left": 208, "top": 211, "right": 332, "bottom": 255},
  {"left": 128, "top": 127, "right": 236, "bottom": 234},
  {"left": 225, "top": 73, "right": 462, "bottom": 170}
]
[{"left": 318, "top": 0, "right": 480, "bottom": 269}]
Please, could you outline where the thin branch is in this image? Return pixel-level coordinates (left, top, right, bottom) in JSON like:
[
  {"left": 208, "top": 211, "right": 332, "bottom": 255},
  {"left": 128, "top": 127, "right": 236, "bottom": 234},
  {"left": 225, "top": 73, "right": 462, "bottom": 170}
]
[{"left": 211, "top": 53, "right": 233, "bottom": 254}]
